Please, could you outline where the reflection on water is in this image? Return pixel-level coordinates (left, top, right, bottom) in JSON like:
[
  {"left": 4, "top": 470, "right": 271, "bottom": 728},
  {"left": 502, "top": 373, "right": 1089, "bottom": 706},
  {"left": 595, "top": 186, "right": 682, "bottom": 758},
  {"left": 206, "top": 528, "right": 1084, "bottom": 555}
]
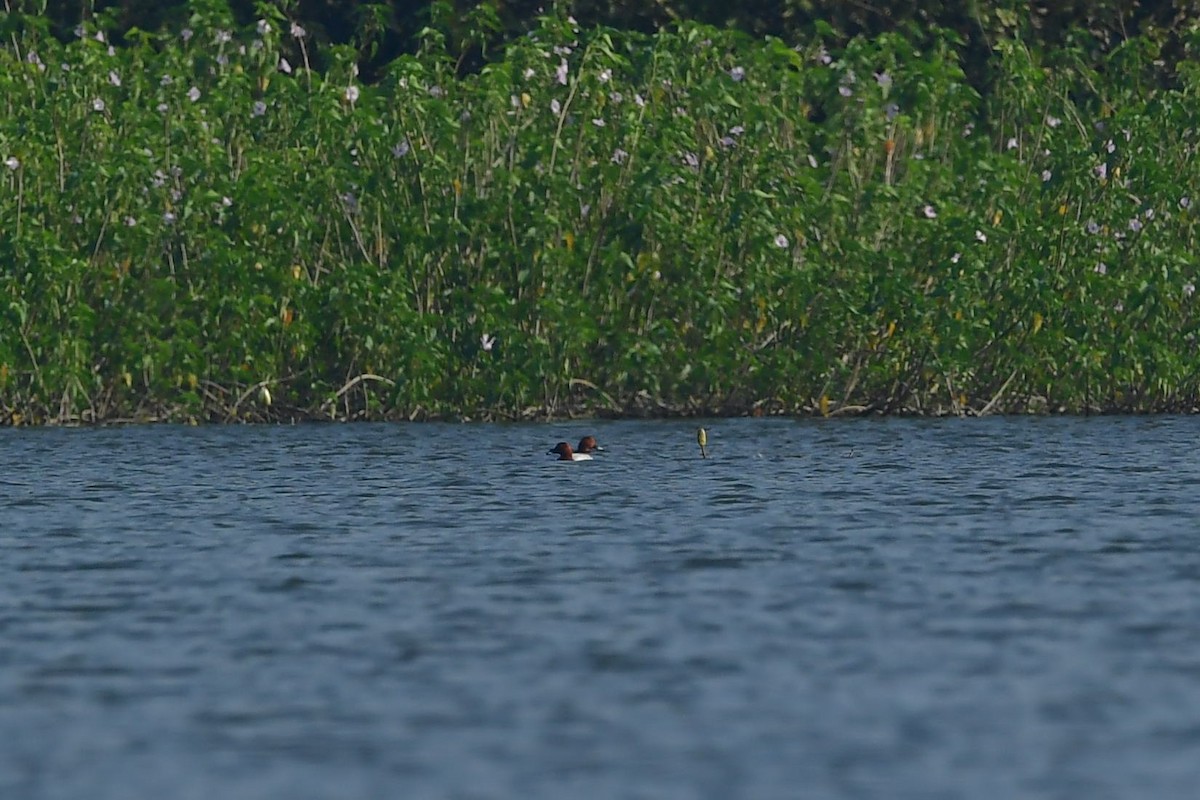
[{"left": 3, "top": 417, "right": 1200, "bottom": 799}]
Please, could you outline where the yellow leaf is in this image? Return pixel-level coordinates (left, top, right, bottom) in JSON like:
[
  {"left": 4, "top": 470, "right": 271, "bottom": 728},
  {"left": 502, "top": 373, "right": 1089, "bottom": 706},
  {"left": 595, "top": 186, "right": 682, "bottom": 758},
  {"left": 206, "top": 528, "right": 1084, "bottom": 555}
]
[
  {"left": 187, "top": 373, "right": 198, "bottom": 390},
  {"left": 1058, "top": 204, "right": 1067, "bottom": 215},
  {"left": 886, "top": 320, "right": 896, "bottom": 338},
  {"left": 122, "top": 371, "right": 132, "bottom": 388},
  {"left": 520, "top": 92, "right": 531, "bottom": 108},
  {"left": 993, "top": 210, "right": 1003, "bottom": 225},
  {"left": 453, "top": 178, "right": 462, "bottom": 196},
  {"left": 292, "top": 264, "right": 302, "bottom": 280},
  {"left": 564, "top": 231, "right": 575, "bottom": 251},
  {"left": 1032, "top": 311, "right": 1043, "bottom": 333},
  {"left": 819, "top": 395, "right": 830, "bottom": 417}
]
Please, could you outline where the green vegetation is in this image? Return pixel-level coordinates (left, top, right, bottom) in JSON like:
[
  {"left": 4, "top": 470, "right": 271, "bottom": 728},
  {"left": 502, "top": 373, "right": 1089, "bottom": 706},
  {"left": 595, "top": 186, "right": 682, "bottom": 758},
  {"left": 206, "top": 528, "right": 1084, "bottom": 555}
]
[{"left": 3, "top": 4, "right": 1200, "bottom": 422}]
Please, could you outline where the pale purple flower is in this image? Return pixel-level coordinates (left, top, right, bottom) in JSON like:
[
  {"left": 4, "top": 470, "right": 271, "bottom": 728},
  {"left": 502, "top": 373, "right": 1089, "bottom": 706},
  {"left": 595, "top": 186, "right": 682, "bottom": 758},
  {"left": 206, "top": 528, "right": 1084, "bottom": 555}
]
[
  {"left": 550, "top": 98, "right": 561, "bottom": 115},
  {"left": 1087, "top": 220, "right": 1100, "bottom": 234},
  {"left": 480, "top": 334, "right": 496, "bottom": 352},
  {"left": 345, "top": 85, "right": 359, "bottom": 104},
  {"left": 94, "top": 31, "right": 105, "bottom": 43},
  {"left": 1105, "top": 139, "right": 1115, "bottom": 153},
  {"left": 1129, "top": 217, "right": 1143, "bottom": 232},
  {"left": 611, "top": 148, "right": 629, "bottom": 164},
  {"left": 392, "top": 139, "right": 410, "bottom": 158},
  {"left": 874, "top": 71, "right": 892, "bottom": 89},
  {"left": 1114, "top": 301, "right": 1124, "bottom": 312},
  {"left": 610, "top": 91, "right": 623, "bottom": 104},
  {"left": 922, "top": 205, "right": 937, "bottom": 219},
  {"left": 555, "top": 59, "right": 568, "bottom": 86},
  {"left": 1046, "top": 115, "right": 1061, "bottom": 128},
  {"left": 1095, "top": 163, "right": 1108, "bottom": 180},
  {"left": 124, "top": 216, "right": 137, "bottom": 227},
  {"left": 156, "top": 103, "right": 168, "bottom": 113},
  {"left": 1144, "top": 208, "right": 1155, "bottom": 220},
  {"left": 182, "top": 28, "right": 193, "bottom": 42},
  {"left": 885, "top": 103, "right": 899, "bottom": 121},
  {"left": 252, "top": 100, "right": 267, "bottom": 117},
  {"left": 341, "top": 192, "right": 359, "bottom": 213},
  {"left": 216, "top": 54, "right": 229, "bottom": 67},
  {"left": 683, "top": 152, "right": 699, "bottom": 169},
  {"left": 92, "top": 98, "right": 106, "bottom": 112},
  {"left": 108, "top": 70, "right": 121, "bottom": 87},
  {"left": 730, "top": 125, "right": 745, "bottom": 136},
  {"left": 428, "top": 85, "right": 444, "bottom": 98},
  {"left": 807, "top": 154, "right": 818, "bottom": 168},
  {"left": 279, "top": 57, "right": 292, "bottom": 74},
  {"left": 634, "top": 94, "right": 645, "bottom": 108},
  {"left": 591, "top": 118, "right": 605, "bottom": 128},
  {"left": 151, "top": 170, "right": 166, "bottom": 188},
  {"left": 187, "top": 87, "right": 201, "bottom": 103},
  {"left": 1181, "top": 196, "right": 1192, "bottom": 210},
  {"left": 221, "top": 196, "right": 232, "bottom": 207},
  {"left": 291, "top": 22, "right": 306, "bottom": 38},
  {"left": 838, "top": 85, "right": 852, "bottom": 97},
  {"left": 74, "top": 24, "right": 84, "bottom": 38},
  {"left": 3, "top": 156, "right": 18, "bottom": 171},
  {"left": 160, "top": 74, "right": 173, "bottom": 86},
  {"left": 1006, "top": 137, "right": 1018, "bottom": 150},
  {"left": 774, "top": 234, "right": 789, "bottom": 248},
  {"left": 256, "top": 19, "right": 271, "bottom": 36},
  {"left": 729, "top": 66, "right": 745, "bottom": 82},
  {"left": 1095, "top": 262, "right": 1107, "bottom": 275},
  {"left": 719, "top": 136, "right": 735, "bottom": 148},
  {"left": 817, "top": 46, "right": 831, "bottom": 65},
  {"left": 1041, "top": 170, "right": 1052, "bottom": 182},
  {"left": 962, "top": 123, "right": 975, "bottom": 137},
  {"left": 163, "top": 211, "right": 177, "bottom": 224},
  {"left": 599, "top": 68, "right": 612, "bottom": 83},
  {"left": 1185, "top": 282, "right": 1196, "bottom": 298},
  {"left": 553, "top": 45, "right": 572, "bottom": 57}
]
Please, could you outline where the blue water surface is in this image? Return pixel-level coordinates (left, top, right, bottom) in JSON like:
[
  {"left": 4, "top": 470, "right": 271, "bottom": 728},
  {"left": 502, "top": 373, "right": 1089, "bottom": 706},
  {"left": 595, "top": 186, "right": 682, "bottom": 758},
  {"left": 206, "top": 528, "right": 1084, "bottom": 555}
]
[{"left": 2, "top": 416, "right": 1200, "bottom": 799}]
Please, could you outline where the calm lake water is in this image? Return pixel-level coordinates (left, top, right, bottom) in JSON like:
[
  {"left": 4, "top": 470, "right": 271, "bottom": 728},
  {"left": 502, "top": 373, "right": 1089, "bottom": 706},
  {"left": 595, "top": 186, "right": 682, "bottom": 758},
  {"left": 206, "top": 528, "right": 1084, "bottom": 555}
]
[{"left": 3, "top": 417, "right": 1200, "bottom": 799}]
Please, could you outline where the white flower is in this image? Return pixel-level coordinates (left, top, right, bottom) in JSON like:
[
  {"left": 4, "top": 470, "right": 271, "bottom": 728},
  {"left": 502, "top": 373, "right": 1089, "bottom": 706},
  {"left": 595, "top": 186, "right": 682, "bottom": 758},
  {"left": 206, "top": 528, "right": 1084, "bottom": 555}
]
[
  {"left": 3, "top": 156, "right": 18, "bottom": 170},
  {"left": 256, "top": 19, "right": 271, "bottom": 36},
  {"left": 922, "top": 205, "right": 937, "bottom": 219},
  {"left": 480, "top": 333, "right": 496, "bottom": 352},
  {"left": 252, "top": 101, "right": 267, "bottom": 117},
  {"left": 1006, "top": 137, "right": 1018, "bottom": 150},
  {"left": 279, "top": 57, "right": 292, "bottom": 74},
  {"left": 550, "top": 98, "right": 561, "bottom": 115},
  {"left": 290, "top": 22, "right": 306, "bottom": 38},
  {"left": 951, "top": 252, "right": 961, "bottom": 264},
  {"left": 599, "top": 68, "right": 612, "bottom": 83},
  {"left": 591, "top": 118, "right": 605, "bottom": 127},
  {"left": 1181, "top": 196, "right": 1192, "bottom": 210},
  {"left": 975, "top": 229, "right": 987, "bottom": 243},
  {"left": 729, "top": 66, "right": 745, "bottom": 82},
  {"left": 187, "top": 86, "right": 201, "bottom": 102},
  {"left": 92, "top": 98, "right": 106, "bottom": 112},
  {"left": 392, "top": 139, "right": 410, "bottom": 158},
  {"left": 774, "top": 234, "right": 789, "bottom": 248},
  {"left": 1041, "top": 170, "right": 1052, "bottom": 182},
  {"left": 1046, "top": 115, "right": 1061, "bottom": 128},
  {"left": 1095, "top": 262, "right": 1107, "bottom": 275},
  {"left": 124, "top": 216, "right": 137, "bottom": 227},
  {"left": 108, "top": 70, "right": 121, "bottom": 87},
  {"left": 1185, "top": 282, "right": 1196, "bottom": 298},
  {"left": 523, "top": 67, "right": 535, "bottom": 80},
  {"left": 163, "top": 211, "right": 177, "bottom": 224},
  {"left": 555, "top": 59, "right": 568, "bottom": 86},
  {"left": 807, "top": 154, "right": 818, "bottom": 168},
  {"left": 345, "top": 85, "right": 359, "bottom": 103}
]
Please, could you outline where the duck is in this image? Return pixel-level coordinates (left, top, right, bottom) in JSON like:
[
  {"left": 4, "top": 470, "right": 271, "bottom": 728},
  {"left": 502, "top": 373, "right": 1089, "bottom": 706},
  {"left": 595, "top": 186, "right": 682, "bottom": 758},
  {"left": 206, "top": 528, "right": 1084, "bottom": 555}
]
[
  {"left": 575, "top": 435, "right": 604, "bottom": 455},
  {"left": 548, "top": 441, "right": 593, "bottom": 461}
]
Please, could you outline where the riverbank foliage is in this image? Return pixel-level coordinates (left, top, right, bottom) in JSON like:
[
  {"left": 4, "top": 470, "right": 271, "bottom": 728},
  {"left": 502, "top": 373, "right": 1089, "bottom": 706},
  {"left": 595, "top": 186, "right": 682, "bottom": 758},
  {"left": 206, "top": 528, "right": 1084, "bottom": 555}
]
[{"left": 3, "top": 4, "right": 1200, "bottom": 422}]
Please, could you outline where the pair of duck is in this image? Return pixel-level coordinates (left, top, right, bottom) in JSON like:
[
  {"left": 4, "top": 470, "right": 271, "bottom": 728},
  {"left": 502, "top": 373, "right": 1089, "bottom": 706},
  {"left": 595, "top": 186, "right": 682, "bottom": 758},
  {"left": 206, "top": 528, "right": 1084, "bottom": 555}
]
[{"left": 547, "top": 436, "right": 603, "bottom": 461}]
